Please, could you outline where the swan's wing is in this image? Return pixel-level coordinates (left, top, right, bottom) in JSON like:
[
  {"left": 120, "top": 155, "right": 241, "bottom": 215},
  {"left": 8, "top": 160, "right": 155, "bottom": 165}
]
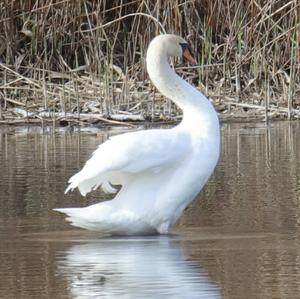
[{"left": 65, "top": 129, "right": 191, "bottom": 196}]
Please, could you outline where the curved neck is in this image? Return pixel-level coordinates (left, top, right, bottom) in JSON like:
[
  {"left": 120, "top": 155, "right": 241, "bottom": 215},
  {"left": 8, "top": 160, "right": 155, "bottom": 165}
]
[{"left": 146, "top": 42, "right": 219, "bottom": 134}]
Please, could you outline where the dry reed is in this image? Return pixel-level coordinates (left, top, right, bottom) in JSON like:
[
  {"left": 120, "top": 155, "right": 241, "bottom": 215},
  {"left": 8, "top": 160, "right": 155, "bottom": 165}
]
[{"left": 0, "top": 0, "right": 299, "bottom": 124}]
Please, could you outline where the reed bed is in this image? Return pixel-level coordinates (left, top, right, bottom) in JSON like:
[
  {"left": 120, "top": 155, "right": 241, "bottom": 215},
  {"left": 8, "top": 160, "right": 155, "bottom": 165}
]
[{"left": 0, "top": 0, "right": 299, "bottom": 125}]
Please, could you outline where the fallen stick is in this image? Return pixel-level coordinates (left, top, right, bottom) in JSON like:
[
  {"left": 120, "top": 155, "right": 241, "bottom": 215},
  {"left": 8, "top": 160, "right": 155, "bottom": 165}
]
[
  {"left": 3, "top": 97, "right": 27, "bottom": 107},
  {"left": 12, "top": 108, "right": 145, "bottom": 123},
  {"left": 211, "top": 97, "right": 300, "bottom": 116},
  {"left": 0, "top": 63, "right": 41, "bottom": 89},
  {"left": 225, "top": 101, "right": 288, "bottom": 113},
  {"left": 0, "top": 118, "right": 47, "bottom": 124},
  {"left": 82, "top": 115, "right": 137, "bottom": 127}
]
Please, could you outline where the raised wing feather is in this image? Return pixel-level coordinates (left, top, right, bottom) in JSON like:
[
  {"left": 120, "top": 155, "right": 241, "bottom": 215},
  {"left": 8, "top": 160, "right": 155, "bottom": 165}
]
[{"left": 65, "top": 128, "right": 191, "bottom": 196}]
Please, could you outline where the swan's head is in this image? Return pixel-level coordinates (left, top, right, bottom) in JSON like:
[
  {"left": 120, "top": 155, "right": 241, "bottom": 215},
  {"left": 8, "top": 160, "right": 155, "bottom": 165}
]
[{"left": 147, "top": 34, "right": 197, "bottom": 65}]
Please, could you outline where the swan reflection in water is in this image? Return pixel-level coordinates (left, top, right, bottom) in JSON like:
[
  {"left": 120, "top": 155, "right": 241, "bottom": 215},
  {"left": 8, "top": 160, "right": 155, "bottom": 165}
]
[{"left": 57, "top": 235, "right": 221, "bottom": 299}]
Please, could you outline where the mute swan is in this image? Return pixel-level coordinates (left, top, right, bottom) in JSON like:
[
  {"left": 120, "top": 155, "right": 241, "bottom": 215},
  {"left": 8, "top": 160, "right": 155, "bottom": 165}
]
[{"left": 54, "top": 34, "right": 220, "bottom": 235}]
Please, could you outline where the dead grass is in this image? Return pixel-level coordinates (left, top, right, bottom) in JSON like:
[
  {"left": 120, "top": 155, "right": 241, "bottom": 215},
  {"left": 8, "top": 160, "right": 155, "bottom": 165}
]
[{"left": 0, "top": 0, "right": 299, "bottom": 124}]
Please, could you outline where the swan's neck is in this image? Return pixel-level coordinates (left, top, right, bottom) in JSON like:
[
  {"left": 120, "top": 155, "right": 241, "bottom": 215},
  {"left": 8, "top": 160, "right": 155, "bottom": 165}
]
[{"left": 146, "top": 43, "right": 219, "bottom": 135}]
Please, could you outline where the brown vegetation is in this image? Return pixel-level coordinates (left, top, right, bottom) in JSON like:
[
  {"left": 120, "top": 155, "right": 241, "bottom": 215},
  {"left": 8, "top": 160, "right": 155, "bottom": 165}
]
[{"left": 0, "top": 0, "right": 299, "bottom": 125}]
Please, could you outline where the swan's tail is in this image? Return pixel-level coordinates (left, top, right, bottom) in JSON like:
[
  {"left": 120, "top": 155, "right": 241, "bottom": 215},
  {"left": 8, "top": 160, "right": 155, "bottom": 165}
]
[
  {"left": 53, "top": 207, "right": 157, "bottom": 235},
  {"left": 53, "top": 207, "right": 115, "bottom": 232}
]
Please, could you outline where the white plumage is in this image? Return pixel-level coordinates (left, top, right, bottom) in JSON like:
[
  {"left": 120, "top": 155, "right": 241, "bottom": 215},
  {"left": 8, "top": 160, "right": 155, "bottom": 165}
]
[{"left": 54, "top": 34, "right": 220, "bottom": 235}]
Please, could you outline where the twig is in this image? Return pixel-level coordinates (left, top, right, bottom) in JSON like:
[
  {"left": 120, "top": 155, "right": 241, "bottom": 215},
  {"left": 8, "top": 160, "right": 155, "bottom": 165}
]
[
  {"left": 80, "top": 12, "right": 166, "bottom": 34},
  {"left": 0, "top": 63, "right": 41, "bottom": 89}
]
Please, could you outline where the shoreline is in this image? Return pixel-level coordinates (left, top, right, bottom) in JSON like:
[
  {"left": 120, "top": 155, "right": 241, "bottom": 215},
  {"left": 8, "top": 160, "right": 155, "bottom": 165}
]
[{"left": 0, "top": 109, "right": 298, "bottom": 129}]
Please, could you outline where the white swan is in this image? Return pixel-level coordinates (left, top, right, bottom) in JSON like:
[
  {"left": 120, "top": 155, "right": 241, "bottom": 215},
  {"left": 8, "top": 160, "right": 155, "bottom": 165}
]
[{"left": 54, "top": 34, "right": 220, "bottom": 235}]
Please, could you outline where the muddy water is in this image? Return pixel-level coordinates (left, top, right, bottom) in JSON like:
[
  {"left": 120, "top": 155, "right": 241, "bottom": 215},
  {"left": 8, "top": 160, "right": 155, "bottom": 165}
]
[{"left": 0, "top": 122, "right": 300, "bottom": 299}]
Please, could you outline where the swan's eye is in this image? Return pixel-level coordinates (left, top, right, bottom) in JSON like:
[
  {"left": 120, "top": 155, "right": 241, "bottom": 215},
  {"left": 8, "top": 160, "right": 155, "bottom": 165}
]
[
  {"left": 179, "top": 42, "right": 189, "bottom": 52},
  {"left": 179, "top": 43, "right": 193, "bottom": 56},
  {"left": 179, "top": 43, "right": 197, "bottom": 65}
]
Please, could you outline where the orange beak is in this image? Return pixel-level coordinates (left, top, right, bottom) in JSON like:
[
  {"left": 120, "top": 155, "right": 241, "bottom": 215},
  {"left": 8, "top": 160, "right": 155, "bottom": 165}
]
[{"left": 183, "top": 48, "right": 197, "bottom": 65}]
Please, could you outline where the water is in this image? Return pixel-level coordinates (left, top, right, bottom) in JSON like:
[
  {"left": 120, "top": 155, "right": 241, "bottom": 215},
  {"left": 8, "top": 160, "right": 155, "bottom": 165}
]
[{"left": 1, "top": 121, "right": 300, "bottom": 299}]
